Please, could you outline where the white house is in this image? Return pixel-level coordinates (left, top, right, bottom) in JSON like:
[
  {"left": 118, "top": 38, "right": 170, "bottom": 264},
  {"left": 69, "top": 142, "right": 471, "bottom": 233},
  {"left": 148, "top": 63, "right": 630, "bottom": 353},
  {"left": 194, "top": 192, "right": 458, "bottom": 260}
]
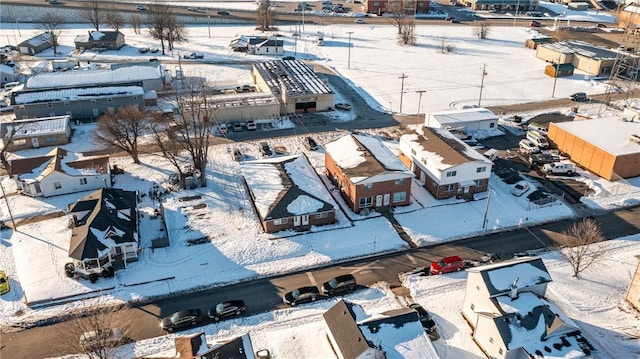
[
  {"left": 462, "top": 257, "right": 598, "bottom": 359},
  {"left": 425, "top": 107, "right": 499, "bottom": 131},
  {"left": 251, "top": 38, "right": 284, "bottom": 55},
  {"left": 398, "top": 126, "right": 493, "bottom": 200},
  {"left": 11, "top": 147, "right": 111, "bottom": 197}
]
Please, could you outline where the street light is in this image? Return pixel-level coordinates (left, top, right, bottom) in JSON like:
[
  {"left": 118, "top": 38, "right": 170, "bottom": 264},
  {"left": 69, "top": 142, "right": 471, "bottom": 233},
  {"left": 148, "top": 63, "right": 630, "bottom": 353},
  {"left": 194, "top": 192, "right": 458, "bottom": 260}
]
[{"left": 347, "top": 31, "right": 353, "bottom": 69}]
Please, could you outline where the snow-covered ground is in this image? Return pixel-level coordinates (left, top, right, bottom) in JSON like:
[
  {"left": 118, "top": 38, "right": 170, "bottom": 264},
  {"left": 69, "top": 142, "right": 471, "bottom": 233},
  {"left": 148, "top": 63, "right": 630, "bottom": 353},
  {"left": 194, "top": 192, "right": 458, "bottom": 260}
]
[{"left": 1, "top": 3, "right": 639, "bottom": 358}]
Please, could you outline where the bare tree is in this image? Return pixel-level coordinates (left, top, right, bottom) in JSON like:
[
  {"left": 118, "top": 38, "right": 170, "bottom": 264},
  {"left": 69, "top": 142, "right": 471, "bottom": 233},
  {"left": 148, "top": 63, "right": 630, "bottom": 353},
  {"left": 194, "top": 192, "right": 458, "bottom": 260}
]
[
  {"left": 386, "top": 0, "right": 414, "bottom": 35},
  {"left": 0, "top": 121, "right": 28, "bottom": 175},
  {"left": 93, "top": 105, "right": 148, "bottom": 164},
  {"left": 256, "top": 0, "right": 275, "bottom": 32},
  {"left": 148, "top": 2, "right": 177, "bottom": 55},
  {"left": 36, "top": 13, "right": 65, "bottom": 55},
  {"left": 557, "top": 218, "right": 606, "bottom": 277},
  {"left": 166, "top": 19, "right": 188, "bottom": 52},
  {"left": 473, "top": 23, "right": 491, "bottom": 39},
  {"left": 104, "top": 5, "right": 125, "bottom": 32},
  {"left": 55, "top": 304, "right": 130, "bottom": 359},
  {"left": 81, "top": 0, "right": 104, "bottom": 32},
  {"left": 130, "top": 14, "right": 142, "bottom": 34},
  {"left": 398, "top": 21, "right": 416, "bottom": 45},
  {"left": 437, "top": 34, "right": 455, "bottom": 54}
]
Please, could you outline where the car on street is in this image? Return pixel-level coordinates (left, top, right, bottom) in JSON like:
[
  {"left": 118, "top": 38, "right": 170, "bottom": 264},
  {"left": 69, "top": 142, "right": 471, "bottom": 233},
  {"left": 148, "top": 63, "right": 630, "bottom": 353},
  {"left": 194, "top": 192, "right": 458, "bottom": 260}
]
[
  {"left": 160, "top": 309, "right": 203, "bottom": 332},
  {"left": 245, "top": 120, "right": 257, "bottom": 131},
  {"left": 429, "top": 255, "right": 465, "bottom": 275},
  {"left": 0, "top": 270, "right": 9, "bottom": 295},
  {"left": 322, "top": 274, "right": 357, "bottom": 296},
  {"left": 260, "top": 141, "right": 272, "bottom": 156},
  {"left": 79, "top": 328, "right": 123, "bottom": 350},
  {"left": 355, "top": 19, "right": 366, "bottom": 24},
  {"left": 207, "top": 300, "right": 246, "bottom": 321},
  {"left": 529, "top": 20, "right": 541, "bottom": 27},
  {"left": 569, "top": 92, "right": 587, "bottom": 101},
  {"left": 183, "top": 52, "right": 204, "bottom": 59},
  {"left": 519, "top": 139, "right": 540, "bottom": 155},
  {"left": 451, "top": 18, "right": 461, "bottom": 23},
  {"left": 187, "top": 7, "right": 199, "bottom": 12},
  {"left": 233, "top": 122, "right": 244, "bottom": 132},
  {"left": 282, "top": 56, "right": 296, "bottom": 60},
  {"left": 136, "top": 4, "right": 147, "bottom": 10},
  {"left": 283, "top": 286, "right": 320, "bottom": 306},
  {"left": 510, "top": 180, "right": 531, "bottom": 197},
  {"left": 408, "top": 303, "right": 437, "bottom": 333},
  {"left": 217, "top": 10, "right": 230, "bottom": 15},
  {"left": 303, "top": 136, "right": 318, "bottom": 151},
  {"left": 335, "top": 103, "right": 352, "bottom": 111}
]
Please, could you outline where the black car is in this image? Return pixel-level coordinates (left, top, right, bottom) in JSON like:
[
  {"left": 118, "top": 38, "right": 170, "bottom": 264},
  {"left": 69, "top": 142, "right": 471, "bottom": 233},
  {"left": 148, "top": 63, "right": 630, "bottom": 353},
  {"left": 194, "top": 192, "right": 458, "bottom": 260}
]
[
  {"left": 408, "top": 303, "right": 436, "bottom": 333},
  {"left": 570, "top": 92, "right": 587, "bottom": 101},
  {"left": 208, "top": 300, "right": 246, "bottom": 321},
  {"left": 160, "top": 309, "right": 203, "bottom": 332},
  {"left": 282, "top": 56, "right": 296, "bottom": 61},
  {"left": 283, "top": 286, "right": 320, "bottom": 306},
  {"left": 217, "top": 10, "right": 230, "bottom": 15},
  {"left": 303, "top": 137, "right": 318, "bottom": 151},
  {"left": 322, "top": 274, "right": 357, "bottom": 296},
  {"left": 260, "top": 142, "right": 272, "bottom": 156}
]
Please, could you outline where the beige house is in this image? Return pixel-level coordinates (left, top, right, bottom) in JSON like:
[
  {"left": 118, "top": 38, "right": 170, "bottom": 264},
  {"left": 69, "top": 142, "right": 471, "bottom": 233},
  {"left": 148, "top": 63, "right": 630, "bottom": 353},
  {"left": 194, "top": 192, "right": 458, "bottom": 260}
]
[
  {"left": 626, "top": 256, "right": 640, "bottom": 313},
  {"left": 536, "top": 41, "right": 619, "bottom": 77},
  {"left": 462, "top": 257, "right": 597, "bottom": 358}
]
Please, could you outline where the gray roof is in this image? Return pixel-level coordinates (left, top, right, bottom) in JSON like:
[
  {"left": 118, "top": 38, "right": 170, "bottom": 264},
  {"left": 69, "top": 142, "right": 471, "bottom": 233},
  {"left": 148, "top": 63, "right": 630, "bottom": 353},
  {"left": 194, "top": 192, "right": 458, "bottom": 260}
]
[
  {"left": 253, "top": 60, "right": 333, "bottom": 97},
  {"left": 0, "top": 115, "right": 70, "bottom": 140},
  {"left": 541, "top": 41, "right": 621, "bottom": 60},
  {"left": 467, "top": 256, "right": 552, "bottom": 297},
  {"left": 323, "top": 300, "right": 371, "bottom": 359}
]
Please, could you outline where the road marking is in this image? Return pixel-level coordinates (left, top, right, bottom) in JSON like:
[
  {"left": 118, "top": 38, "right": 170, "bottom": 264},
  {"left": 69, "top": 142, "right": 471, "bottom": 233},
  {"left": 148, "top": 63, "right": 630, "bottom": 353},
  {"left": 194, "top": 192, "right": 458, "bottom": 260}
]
[
  {"left": 343, "top": 260, "right": 385, "bottom": 274},
  {"left": 406, "top": 253, "right": 417, "bottom": 265},
  {"left": 307, "top": 272, "right": 316, "bottom": 286}
]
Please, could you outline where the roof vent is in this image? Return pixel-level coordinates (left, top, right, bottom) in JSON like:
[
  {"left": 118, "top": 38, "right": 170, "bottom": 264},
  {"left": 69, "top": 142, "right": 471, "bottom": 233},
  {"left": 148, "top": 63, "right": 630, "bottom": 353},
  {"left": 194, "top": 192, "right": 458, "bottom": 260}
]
[
  {"left": 630, "top": 134, "right": 640, "bottom": 145},
  {"left": 509, "top": 277, "right": 519, "bottom": 300}
]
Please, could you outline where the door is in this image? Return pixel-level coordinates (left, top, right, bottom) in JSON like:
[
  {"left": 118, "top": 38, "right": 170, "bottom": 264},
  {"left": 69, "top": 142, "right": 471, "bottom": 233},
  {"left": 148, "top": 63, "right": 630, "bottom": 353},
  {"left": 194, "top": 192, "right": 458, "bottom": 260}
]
[
  {"left": 31, "top": 137, "right": 40, "bottom": 148},
  {"left": 375, "top": 195, "right": 383, "bottom": 207},
  {"left": 293, "top": 216, "right": 301, "bottom": 226},
  {"left": 302, "top": 214, "right": 309, "bottom": 226},
  {"left": 383, "top": 194, "right": 390, "bottom": 206}
]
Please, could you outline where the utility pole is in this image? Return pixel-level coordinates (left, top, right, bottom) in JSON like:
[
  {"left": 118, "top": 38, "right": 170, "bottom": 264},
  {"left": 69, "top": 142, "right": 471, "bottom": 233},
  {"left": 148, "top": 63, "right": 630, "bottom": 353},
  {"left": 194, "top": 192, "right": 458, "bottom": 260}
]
[
  {"left": 399, "top": 73, "right": 408, "bottom": 113},
  {"left": 207, "top": 12, "right": 211, "bottom": 39},
  {"left": 552, "top": 56, "right": 560, "bottom": 98},
  {"left": 0, "top": 179, "right": 16, "bottom": 230},
  {"left": 347, "top": 31, "right": 353, "bottom": 69},
  {"left": 416, "top": 90, "right": 426, "bottom": 119},
  {"left": 478, "top": 64, "right": 487, "bottom": 107}
]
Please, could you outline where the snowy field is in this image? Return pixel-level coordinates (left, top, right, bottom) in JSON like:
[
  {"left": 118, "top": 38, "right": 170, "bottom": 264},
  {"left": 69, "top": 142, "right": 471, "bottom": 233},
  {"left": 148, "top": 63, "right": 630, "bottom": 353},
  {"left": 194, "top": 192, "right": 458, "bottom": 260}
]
[{"left": 0, "top": 2, "right": 639, "bottom": 358}]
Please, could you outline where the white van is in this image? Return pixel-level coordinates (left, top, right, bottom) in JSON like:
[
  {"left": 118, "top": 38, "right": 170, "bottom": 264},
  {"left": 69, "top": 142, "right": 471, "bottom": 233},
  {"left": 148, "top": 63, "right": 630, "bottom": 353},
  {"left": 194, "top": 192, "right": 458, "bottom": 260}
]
[
  {"left": 526, "top": 130, "right": 549, "bottom": 149},
  {"left": 527, "top": 122, "right": 547, "bottom": 133},
  {"left": 3, "top": 82, "right": 21, "bottom": 91}
]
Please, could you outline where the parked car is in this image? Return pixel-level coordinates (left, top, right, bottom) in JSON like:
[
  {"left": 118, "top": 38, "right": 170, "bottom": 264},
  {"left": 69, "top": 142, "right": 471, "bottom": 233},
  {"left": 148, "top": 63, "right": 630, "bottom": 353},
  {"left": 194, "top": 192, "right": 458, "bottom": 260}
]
[
  {"left": 218, "top": 123, "right": 228, "bottom": 135},
  {"left": 408, "top": 303, "right": 436, "bottom": 333},
  {"left": 160, "top": 309, "right": 203, "bottom": 332},
  {"left": 183, "top": 52, "right": 204, "bottom": 59},
  {"left": 335, "top": 103, "right": 352, "bottom": 111},
  {"left": 510, "top": 180, "right": 531, "bottom": 197},
  {"left": 138, "top": 47, "right": 149, "bottom": 54},
  {"left": 217, "top": 10, "right": 230, "bottom": 15},
  {"left": 260, "top": 141, "right": 272, "bottom": 156},
  {"left": 187, "top": 7, "right": 199, "bottom": 12},
  {"left": 0, "top": 270, "right": 9, "bottom": 295},
  {"left": 303, "top": 136, "right": 318, "bottom": 151},
  {"left": 245, "top": 120, "right": 257, "bottom": 131},
  {"left": 79, "top": 328, "right": 123, "bottom": 350},
  {"left": 429, "top": 256, "right": 465, "bottom": 275},
  {"left": 283, "top": 286, "right": 320, "bottom": 306},
  {"left": 451, "top": 19, "right": 461, "bottom": 23},
  {"left": 355, "top": 19, "right": 366, "bottom": 24},
  {"left": 322, "top": 274, "right": 357, "bottom": 296},
  {"left": 528, "top": 153, "right": 560, "bottom": 166},
  {"left": 529, "top": 20, "right": 541, "bottom": 27},
  {"left": 233, "top": 148, "right": 243, "bottom": 161},
  {"left": 207, "top": 300, "right": 246, "bottom": 321},
  {"left": 282, "top": 56, "right": 296, "bottom": 60},
  {"left": 136, "top": 4, "right": 147, "bottom": 10},
  {"left": 235, "top": 84, "right": 255, "bottom": 93},
  {"left": 543, "top": 162, "right": 576, "bottom": 175},
  {"left": 569, "top": 92, "right": 587, "bottom": 101},
  {"left": 233, "top": 122, "right": 244, "bottom": 132},
  {"left": 519, "top": 139, "right": 540, "bottom": 154}
]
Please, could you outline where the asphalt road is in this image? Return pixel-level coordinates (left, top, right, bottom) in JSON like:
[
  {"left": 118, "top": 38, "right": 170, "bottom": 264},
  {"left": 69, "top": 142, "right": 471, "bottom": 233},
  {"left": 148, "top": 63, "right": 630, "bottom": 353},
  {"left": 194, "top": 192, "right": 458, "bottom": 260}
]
[{"left": 2, "top": 206, "right": 640, "bottom": 358}]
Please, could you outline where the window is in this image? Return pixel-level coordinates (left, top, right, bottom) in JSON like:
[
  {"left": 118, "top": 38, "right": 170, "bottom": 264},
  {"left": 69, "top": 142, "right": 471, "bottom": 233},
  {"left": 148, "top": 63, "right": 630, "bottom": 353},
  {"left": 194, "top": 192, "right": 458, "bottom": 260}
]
[
  {"left": 363, "top": 183, "right": 373, "bottom": 190},
  {"left": 90, "top": 99, "right": 97, "bottom": 104},
  {"left": 79, "top": 178, "right": 88, "bottom": 185},
  {"left": 476, "top": 285, "right": 480, "bottom": 291},
  {"left": 44, "top": 136, "right": 57, "bottom": 143},
  {"left": 274, "top": 218, "right": 288, "bottom": 225},
  {"left": 490, "top": 122, "right": 495, "bottom": 128},
  {"left": 315, "top": 212, "right": 328, "bottom": 219},
  {"left": 14, "top": 139, "right": 27, "bottom": 146},
  {"left": 373, "top": 1, "right": 379, "bottom": 5},
  {"left": 498, "top": 349, "right": 503, "bottom": 355},
  {"left": 392, "top": 191, "right": 406, "bottom": 203},
  {"left": 47, "top": 103, "right": 53, "bottom": 108},
  {"left": 411, "top": 148, "right": 416, "bottom": 156},
  {"left": 470, "top": 303, "right": 475, "bottom": 310},
  {"left": 474, "top": 179, "right": 484, "bottom": 187},
  {"left": 444, "top": 184, "right": 455, "bottom": 191},
  {"left": 446, "top": 170, "right": 457, "bottom": 177},
  {"left": 421, "top": 158, "right": 427, "bottom": 166},
  {"left": 477, "top": 167, "right": 487, "bottom": 173},
  {"left": 489, "top": 337, "right": 494, "bottom": 344},
  {"left": 394, "top": 178, "right": 405, "bottom": 186},
  {"left": 359, "top": 197, "right": 373, "bottom": 208},
  {"left": 54, "top": 182, "right": 62, "bottom": 189}
]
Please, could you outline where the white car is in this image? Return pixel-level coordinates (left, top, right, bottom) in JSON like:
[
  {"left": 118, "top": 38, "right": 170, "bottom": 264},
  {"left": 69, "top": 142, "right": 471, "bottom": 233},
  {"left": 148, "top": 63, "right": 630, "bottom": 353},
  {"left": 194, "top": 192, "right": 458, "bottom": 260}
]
[
  {"left": 510, "top": 180, "right": 531, "bottom": 197},
  {"left": 136, "top": 4, "right": 147, "bottom": 10},
  {"left": 518, "top": 139, "right": 540, "bottom": 154},
  {"left": 355, "top": 19, "right": 366, "bottom": 24},
  {"left": 245, "top": 120, "right": 257, "bottom": 131}
]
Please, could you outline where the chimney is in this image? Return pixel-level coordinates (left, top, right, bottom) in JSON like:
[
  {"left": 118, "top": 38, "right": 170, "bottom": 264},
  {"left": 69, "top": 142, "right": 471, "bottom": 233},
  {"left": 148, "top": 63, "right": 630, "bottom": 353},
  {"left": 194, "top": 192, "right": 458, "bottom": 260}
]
[{"left": 509, "top": 277, "right": 519, "bottom": 300}]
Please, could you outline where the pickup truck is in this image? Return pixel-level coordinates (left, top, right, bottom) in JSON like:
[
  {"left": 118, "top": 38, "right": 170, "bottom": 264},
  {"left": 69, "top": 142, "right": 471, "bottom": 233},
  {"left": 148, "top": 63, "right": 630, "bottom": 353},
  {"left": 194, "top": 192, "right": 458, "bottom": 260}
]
[
  {"left": 528, "top": 153, "right": 560, "bottom": 166},
  {"left": 183, "top": 52, "right": 204, "bottom": 59},
  {"left": 543, "top": 162, "right": 575, "bottom": 175}
]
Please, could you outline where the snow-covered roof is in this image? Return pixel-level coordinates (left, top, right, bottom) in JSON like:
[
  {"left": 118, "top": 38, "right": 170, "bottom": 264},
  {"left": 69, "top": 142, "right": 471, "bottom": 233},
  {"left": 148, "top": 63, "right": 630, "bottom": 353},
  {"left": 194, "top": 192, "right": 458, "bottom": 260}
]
[
  {"left": 253, "top": 60, "right": 332, "bottom": 97},
  {"left": 240, "top": 154, "right": 336, "bottom": 219},
  {"left": 13, "top": 147, "right": 110, "bottom": 182},
  {"left": 552, "top": 117, "right": 640, "bottom": 156},
  {"left": 19, "top": 32, "right": 51, "bottom": 47},
  {"left": 400, "top": 127, "right": 492, "bottom": 172},
  {"left": 14, "top": 86, "right": 144, "bottom": 104},
  {"left": 540, "top": 41, "right": 619, "bottom": 60},
  {"left": 427, "top": 107, "right": 498, "bottom": 126},
  {"left": 25, "top": 63, "right": 161, "bottom": 89},
  {"left": 325, "top": 133, "right": 412, "bottom": 184},
  {"left": 0, "top": 115, "right": 70, "bottom": 140},
  {"left": 468, "top": 256, "right": 552, "bottom": 296}
]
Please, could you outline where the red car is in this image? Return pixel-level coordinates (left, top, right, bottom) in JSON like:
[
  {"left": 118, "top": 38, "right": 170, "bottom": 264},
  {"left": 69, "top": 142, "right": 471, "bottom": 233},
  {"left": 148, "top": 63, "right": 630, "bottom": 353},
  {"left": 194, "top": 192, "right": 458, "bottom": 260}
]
[
  {"left": 530, "top": 20, "right": 541, "bottom": 27},
  {"left": 430, "top": 256, "right": 465, "bottom": 275}
]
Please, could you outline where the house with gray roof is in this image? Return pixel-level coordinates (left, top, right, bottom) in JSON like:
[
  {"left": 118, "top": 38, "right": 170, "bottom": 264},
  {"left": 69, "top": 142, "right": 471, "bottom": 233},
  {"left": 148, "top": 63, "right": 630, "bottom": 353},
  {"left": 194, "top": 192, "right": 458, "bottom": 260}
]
[
  {"left": 462, "top": 257, "right": 598, "bottom": 359},
  {"left": 18, "top": 32, "right": 52, "bottom": 55},
  {"left": 398, "top": 126, "right": 492, "bottom": 200},
  {"left": 240, "top": 154, "right": 337, "bottom": 233},
  {"left": 229, "top": 35, "right": 283, "bottom": 55},
  {"left": 325, "top": 132, "right": 413, "bottom": 214},
  {"left": 0, "top": 115, "right": 72, "bottom": 151},
  {"left": 138, "top": 332, "right": 255, "bottom": 359},
  {"left": 74, "top": 30, "right": 125, "bottom": 50},
  {"left": 67, "top": 188, "right": 139, "bottom": 277}
]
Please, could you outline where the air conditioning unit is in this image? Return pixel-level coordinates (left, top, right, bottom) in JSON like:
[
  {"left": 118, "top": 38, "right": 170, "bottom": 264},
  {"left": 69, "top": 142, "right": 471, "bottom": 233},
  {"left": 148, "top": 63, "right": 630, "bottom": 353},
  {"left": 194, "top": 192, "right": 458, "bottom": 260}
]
[{"left": 630, "top": 134, "right": 640, "bottom": 145}]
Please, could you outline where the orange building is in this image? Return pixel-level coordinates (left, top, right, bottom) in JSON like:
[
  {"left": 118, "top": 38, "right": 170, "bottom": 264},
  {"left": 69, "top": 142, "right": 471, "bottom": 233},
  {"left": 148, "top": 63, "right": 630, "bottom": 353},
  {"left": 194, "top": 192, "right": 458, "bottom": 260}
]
[{"left": 547, "top": 118, "right": 640, "bottom": 181}]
